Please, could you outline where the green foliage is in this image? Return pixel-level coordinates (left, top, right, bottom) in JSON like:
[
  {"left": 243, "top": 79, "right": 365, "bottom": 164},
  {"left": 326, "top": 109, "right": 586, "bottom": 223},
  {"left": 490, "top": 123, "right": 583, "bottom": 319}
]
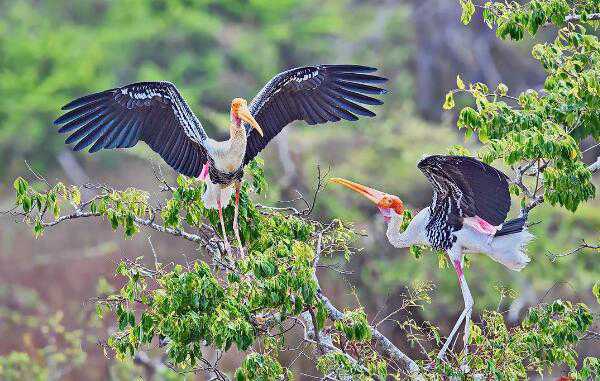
[
  {"left": 101, "top": 207, "right": 330, "bottom": 368},
  {"left": 334, "top": 308, "right": 372, "bottom": 342},
  {"left": 13, "top": 176, "right": 150, "bottom": 238},
  {"left": 316, "top": 352, "right": 387, "bottom": 380},
  {"left": 468, "top": 300, "right": 593, "bottom": 379},
  {"left": 414, "top": 299, "right": 596, "bottom": 379},
  {"left": 572, "top": 356, "right": 600, "bottom": 381},
  {"left": 73, "top": 162, "right": 354, "bottom": 373},
  {"left": 594, "top": 281, "right": 600, "bottom": 304},
  {"left": 460, "top": 0, "right": 476, "bottom": 25},
  {"left": 475, "top": 1, "right": 599, "bottom": 39},
  {"left": 235, "top": 353, "right": 290, "bottom": 381},
  {"left": 12, "top": 154, "right": 600, "bottom": 378},
  {"left": 452, "top": 1, "right": 600, "bottom": 212}
]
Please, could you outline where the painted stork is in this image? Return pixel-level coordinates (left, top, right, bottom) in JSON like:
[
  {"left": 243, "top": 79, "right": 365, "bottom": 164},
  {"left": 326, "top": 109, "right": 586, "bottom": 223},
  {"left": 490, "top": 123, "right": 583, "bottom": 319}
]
[
  {"left": 330, "top": 155, "right": 533, "bottom": 361},
  {"left": 53, "top": 65, "right": 387, "bottom": 254}
]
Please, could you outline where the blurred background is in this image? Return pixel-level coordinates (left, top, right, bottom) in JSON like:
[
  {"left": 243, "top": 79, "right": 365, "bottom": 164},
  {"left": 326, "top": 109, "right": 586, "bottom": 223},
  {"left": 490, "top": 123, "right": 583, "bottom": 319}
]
[{"left": 0, "top": 0, "right": 598, "bottom": 379}]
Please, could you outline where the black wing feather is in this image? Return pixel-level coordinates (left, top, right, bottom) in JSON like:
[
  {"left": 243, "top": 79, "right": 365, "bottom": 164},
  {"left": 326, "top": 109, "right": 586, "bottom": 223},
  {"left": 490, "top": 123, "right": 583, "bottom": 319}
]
[
  {"left": 54, "top": 81, "right": 208, "bottom": 177},
  {"left": 243, "top": 64, "right": 387, "bottom": 164},
  {"left": 417, "top": 155, "right": 511, "bottom": 225}
]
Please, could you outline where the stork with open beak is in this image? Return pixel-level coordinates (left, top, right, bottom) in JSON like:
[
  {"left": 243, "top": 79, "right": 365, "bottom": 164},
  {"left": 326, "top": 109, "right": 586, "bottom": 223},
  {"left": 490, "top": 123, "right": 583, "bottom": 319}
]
[
  {"left": 53, "top": 65, "right": 386, "bottom": 255},
  {"left": 330, "top": 155, "right": 533, "bottom": 363}
]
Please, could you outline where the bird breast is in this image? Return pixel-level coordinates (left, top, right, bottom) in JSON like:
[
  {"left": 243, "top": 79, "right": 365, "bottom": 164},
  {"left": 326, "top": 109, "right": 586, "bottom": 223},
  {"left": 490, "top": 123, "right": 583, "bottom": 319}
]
[{"left": 206, "top": 134, "right": 246, "bottom": 173}]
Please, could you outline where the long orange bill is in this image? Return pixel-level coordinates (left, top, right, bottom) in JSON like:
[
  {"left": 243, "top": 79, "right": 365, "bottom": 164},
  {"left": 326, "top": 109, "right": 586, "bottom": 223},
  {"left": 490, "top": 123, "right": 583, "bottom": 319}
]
[
  {"left": 329, "top": 178, "right": 387, "bottom": 204},
  {"left": 238, "top": 104, "right": 264, "bottom": 137}
]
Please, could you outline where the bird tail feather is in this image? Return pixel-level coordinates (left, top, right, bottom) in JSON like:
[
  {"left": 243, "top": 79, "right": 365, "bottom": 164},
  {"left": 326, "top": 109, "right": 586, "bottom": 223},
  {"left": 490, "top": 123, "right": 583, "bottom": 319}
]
[
  {"left": 201, "top": 179, "right": 234, "bottom": 209},
  {"left": 495, "top": 216, "right": 527, "bottom": 237},
  {"left": 488, "top": 229, "right": 534, "bottom": 271}
]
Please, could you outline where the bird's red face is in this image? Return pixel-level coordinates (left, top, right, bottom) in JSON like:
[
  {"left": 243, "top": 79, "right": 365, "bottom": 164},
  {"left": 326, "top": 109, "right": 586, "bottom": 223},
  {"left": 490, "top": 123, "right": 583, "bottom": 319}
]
[
  {"left": 231, "top": 98, "right": 263, "bottom": 137},
  {"left": 329, "top": 178, "right": 404, "bottom": 222}
]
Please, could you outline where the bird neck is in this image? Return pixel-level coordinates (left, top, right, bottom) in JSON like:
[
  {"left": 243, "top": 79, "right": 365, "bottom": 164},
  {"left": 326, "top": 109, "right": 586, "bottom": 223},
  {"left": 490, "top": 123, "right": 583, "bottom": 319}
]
[
  {"left": 225, "top": 121, "right": 247, "bottom": 158},
  {"left": 229, "top": 121, "right": 246, "bottom": 141},
  {"left": 386, "top": 208, "right": 430, "bottom": 248}
]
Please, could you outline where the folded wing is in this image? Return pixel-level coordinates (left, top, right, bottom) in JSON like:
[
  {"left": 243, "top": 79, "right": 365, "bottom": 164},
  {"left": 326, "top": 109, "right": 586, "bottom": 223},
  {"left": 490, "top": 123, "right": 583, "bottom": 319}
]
[{"left": 417, "top": 155, "right": 511, "bottom": 226}]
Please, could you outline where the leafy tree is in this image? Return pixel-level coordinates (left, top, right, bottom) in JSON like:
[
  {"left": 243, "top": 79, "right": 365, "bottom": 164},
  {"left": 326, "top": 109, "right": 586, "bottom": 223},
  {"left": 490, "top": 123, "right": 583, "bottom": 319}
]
[{"left": 5, "top": 0, "right": 600, "bottom": 379}]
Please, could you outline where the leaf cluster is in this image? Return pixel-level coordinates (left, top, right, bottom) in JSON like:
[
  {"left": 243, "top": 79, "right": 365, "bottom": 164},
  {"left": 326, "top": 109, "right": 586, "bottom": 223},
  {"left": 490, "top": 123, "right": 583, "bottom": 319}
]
[
  {"left": 334, "top": 308, "right": 372, "bottom": 343},
  {"left": 235, "top": 353, "right": 291, "bottom": 381},
  {"left": 452, "top": 1, "right": 600, "bottom": 212},
  {"left": 98, "top": 210, "right": 330, "bottom": 370},
  {"left": 465, "top": 300, "right": 596, "bottom": 379}
]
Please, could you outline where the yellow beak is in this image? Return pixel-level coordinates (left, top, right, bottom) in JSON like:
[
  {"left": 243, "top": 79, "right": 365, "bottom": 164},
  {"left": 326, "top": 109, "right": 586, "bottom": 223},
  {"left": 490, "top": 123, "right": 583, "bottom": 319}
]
[
  {"left": 238, "top": 105, "right": 264, "bottom": 137},
  {"left": 329, "top": 177, "right": 387, "bottom": 204}
]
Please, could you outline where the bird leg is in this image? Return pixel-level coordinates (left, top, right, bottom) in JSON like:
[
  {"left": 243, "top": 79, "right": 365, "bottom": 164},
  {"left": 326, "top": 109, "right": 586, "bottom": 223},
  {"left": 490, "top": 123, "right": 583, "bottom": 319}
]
[
  {"left": 216, "top": 193, "right": 231, "bottom": 254},
  {"left": 437, "top": 256, "right": 474, "bottom": 368},
  {"left": 459, "top": 270, "right": 473, "bottom": 372},
  {"left": 233, "top": 181, "right": 244, "bottom": 257}
]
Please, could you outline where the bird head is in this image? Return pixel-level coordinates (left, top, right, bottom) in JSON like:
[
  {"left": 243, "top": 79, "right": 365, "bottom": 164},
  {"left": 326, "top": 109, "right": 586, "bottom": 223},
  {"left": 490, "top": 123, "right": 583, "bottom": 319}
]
[
  {"left": 329, "top": 178, "right": 404, "bottom": 222},
  {"left": 231, "top": 98, "right": 263, "bottom": 137}
]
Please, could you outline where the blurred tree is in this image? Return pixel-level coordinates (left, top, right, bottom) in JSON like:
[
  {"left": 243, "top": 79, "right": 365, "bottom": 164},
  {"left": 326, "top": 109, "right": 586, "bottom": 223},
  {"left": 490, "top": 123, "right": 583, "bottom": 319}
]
[{"left": 0, "top": 0, "right": 405, "bottom": 179}]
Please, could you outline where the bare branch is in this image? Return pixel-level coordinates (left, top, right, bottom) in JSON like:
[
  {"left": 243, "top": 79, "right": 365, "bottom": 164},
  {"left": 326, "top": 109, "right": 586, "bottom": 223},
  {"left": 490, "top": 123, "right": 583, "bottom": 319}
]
[
  {"left": 565, "top": 13, "right": 600, "bottom": 23},
  {"left": 25, "top": 160, "right": 51, "bottom": 189},
  {"left": 310, "top": 228, "right": 423, "bottom": 379},
  {"left": 546, "top": 239, "right": 599, "bottom": 262}
]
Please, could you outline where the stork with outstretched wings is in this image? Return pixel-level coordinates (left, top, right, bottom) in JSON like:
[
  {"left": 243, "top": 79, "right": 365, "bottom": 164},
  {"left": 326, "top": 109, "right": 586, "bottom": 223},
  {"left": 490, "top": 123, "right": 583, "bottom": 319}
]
[
  {"left": 330, "top": 155, "right": 533, "bottom": 364},
  {"left": 54, "top": 65, "right": 387, "bottom": 254}
]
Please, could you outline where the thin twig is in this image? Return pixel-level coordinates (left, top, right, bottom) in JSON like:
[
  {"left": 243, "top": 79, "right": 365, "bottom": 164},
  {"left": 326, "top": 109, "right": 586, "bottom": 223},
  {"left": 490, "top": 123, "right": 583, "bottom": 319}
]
[
  {"left": 546, "top": 239, "right": 599, "bottom": 262},
  {"left": 310, "top": 229, "right": 423, "bottom": 379},
  {"left": 25, "top": 160, "right": 52, "bottom": 189}
]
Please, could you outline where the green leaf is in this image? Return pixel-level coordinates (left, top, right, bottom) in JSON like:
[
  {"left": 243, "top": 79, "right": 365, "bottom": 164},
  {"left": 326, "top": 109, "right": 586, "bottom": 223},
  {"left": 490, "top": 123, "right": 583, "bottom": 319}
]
[
  {"left": 13, "top": 177, "right": 29, "bottom": 196},
  {"left": 457, "top": 74, "right": 466, "bottom": 90},
  {"left": 70, "top": 186, "right": 81, "bottom": 205},
  {"left": 316, "top": 302, "right": 327, "bottom": 330},
  {"left": 460, "top": 0, "right": 475, "bottom": 25},
  {"left": 235, "top": 369, "right": 246, "bottom": 381},
  {"left": 497, "top": 83, "right": 508, "bottom": 96},
  {"left": 443, "top": 91, "right": 455, "bottom": 110},
  {"left": 33, "top": 219, "right": 44, "bottom": 238},
  {"left": 21, "top": 195, "right": 32, "bottom": 213}
]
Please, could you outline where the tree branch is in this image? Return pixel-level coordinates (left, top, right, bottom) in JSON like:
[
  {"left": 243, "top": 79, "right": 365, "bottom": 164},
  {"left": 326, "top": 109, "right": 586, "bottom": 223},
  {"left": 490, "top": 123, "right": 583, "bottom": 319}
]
[
  {"left": 311, "top": 232, "right": 423, "bottom": 379},
  {"left": 41, "top": 209, "right": 209, "bottom": 245},
  {"left": 520, "top": 155, "right": 600, "bottom": 213},
  {"left": 565, "top": 13, "right": 600, "bottom": 23},
  {"left": 546, "top": 239, "right": 600, "bottom": 262}
]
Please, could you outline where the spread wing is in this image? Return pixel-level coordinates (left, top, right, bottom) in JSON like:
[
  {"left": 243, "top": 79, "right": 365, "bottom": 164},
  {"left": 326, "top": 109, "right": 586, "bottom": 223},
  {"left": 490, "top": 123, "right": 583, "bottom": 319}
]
[
  {"left": 243, "top": 64, "right": 387, "bottom": 164},
  {"left": 417, "top": 155, "right": 511, "bottom": 225},
  {"left": 54, "top": 81, "right": 208, "bottom": 177}
]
